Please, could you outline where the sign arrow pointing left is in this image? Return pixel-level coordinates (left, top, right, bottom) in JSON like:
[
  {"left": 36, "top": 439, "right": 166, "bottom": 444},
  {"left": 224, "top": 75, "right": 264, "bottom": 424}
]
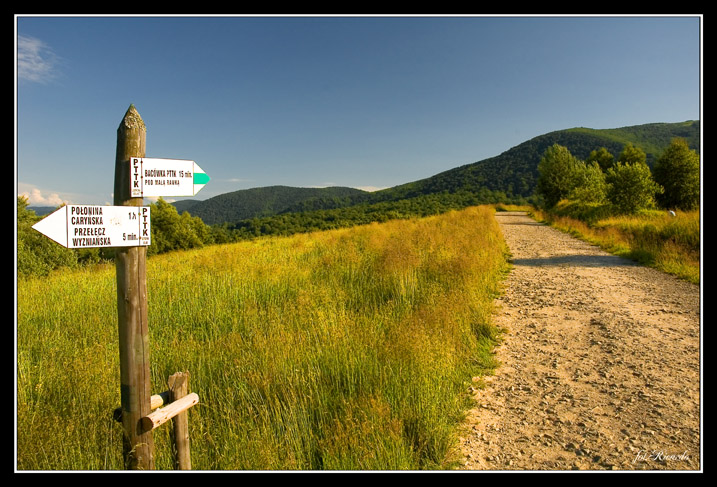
[{"left": 32, "top": 205, "right": 151, "bottom": 248}]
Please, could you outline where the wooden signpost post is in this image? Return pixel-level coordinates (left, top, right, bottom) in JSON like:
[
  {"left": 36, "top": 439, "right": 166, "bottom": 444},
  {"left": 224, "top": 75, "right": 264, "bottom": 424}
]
[
  {"left": 112, "top": 104, "right": 156, "bottom": 470},
  {"left": 32, "top": 104, "right": 205, "bottom": 470}
]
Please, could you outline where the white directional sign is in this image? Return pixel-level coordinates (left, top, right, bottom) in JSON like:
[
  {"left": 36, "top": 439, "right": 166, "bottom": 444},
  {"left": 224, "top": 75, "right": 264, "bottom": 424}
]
[
  {"left": 32, "top": 205, "right": 151, "bottom": 249},
  {"left": 130, "top": 157, "right": 210, "bottom": 197}
]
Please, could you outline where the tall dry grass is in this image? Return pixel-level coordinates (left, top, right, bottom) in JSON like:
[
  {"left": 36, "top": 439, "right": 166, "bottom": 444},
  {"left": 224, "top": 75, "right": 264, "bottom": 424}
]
[
  {"left": 17, "top": 205, "right": 509, "bottom": 470},
  {"left": 531, "top": 203, "right": 699, "bottom": 284}
]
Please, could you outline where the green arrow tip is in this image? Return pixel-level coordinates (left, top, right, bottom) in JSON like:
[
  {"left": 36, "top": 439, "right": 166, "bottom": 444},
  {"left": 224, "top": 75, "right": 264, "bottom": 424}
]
[{"left": 194, "top": 172, "right": 210, "bottom": 185}]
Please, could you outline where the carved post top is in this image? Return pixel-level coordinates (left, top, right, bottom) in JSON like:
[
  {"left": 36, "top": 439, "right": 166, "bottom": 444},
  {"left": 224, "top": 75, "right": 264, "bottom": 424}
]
[
  {"left": 114, "top": 104, "right": 146, "bottom": 206},
  {"left": 118, "top": 104, "right": 146, "bottom": 133}
]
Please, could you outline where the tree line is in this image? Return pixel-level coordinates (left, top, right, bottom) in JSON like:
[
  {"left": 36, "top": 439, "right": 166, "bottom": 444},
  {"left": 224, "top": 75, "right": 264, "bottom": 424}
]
[
  {"left": 17, "top": 136, "right": 698, "bottom": 278},
  {"left": 535, "top": 137, "right": 700, "bottom": 213},
  {"left": 16, "top": 197, "right": 236, "bottom": 277},
  {"left": 17, "top": 186, "right": 525, "bottom": 277}
]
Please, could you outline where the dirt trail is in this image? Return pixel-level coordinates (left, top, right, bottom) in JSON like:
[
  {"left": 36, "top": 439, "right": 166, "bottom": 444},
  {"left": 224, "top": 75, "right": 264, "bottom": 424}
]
[{"left": 458, "top": 211, "right": 701, "bottom": 471}]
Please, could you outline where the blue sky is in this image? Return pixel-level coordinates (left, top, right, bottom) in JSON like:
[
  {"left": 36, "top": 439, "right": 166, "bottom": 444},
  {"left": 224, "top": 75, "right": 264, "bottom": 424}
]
[{"left": 16, "top": 15, "right": 701, "bottom": 206}]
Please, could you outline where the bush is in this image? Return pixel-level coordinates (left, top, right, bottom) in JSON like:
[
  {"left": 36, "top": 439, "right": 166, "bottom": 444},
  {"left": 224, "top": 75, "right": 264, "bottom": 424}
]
[
  {"left": 652, "top": 138, "right": 700, "bottom": 211},
  {"left": 147, "top": 198, "right": 212, "bottom": 256},
  {"left": 568, "top": 161, "right": 607, "bottom": 204},
  {"left": 17, "top": 197, "right": 78, "bottom": 277},
  {"left": 605, "top": 162, "right": 663, "bottom": 214},
  {"left": 536, "top": 144, "right": 584, "bottom": 207}
]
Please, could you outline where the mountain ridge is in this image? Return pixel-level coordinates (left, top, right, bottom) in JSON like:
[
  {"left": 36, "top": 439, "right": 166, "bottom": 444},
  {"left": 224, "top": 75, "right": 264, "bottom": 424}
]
[
  {"left": 28, "top": 120, "right": 699, "bottom": 222},
  {"left": 169, "top": 185, "right": 368, "bottom": 226},
  {"left": 366, "top": 120, "right": 700, "bottom": 204}
]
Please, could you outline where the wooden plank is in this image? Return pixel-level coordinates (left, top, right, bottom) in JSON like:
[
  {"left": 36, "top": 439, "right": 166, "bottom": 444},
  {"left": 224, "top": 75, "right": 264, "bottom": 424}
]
[
  {"left": 139, "top": 393, "right": 199, "bottom": 433},
  {"left": 113, "top": 391, "right": 170, "bottom": 423}
]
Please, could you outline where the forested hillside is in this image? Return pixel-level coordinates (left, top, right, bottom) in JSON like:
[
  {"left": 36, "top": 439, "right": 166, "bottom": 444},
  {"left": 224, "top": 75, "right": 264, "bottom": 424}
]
[
  {"left": 168, "top": 185, "right": 368, "bottom": 226},
  {"left": 366, "top": 120, "right": 699, "bottom": 206},
  {"left": 162, "top": 120, "right": 699, "bottom": 226}
]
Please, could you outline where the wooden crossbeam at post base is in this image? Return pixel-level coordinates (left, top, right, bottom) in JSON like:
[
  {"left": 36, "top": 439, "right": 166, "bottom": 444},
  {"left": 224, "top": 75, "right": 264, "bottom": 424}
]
[
  {"left": 113, "top": 374, "right": 198, "bottom": 470},
  {"left": 113, "top": 391, "right": 170, "bottom": 423},
  {"left": 139, "top": 393, "right": 199, "bottom": 433}
]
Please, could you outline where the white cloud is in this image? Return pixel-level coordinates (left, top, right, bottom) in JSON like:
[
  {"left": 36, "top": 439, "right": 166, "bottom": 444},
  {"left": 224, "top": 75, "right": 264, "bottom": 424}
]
[
  {"left": 18, "top": 184, "right": 67, "bottom": 206},
  {"left": 354, "top": 186, "right": 387, "bottom": 192},
  {"left": 307, "top": 183, "right": 387, "bottom": 192},
  {"left": 17, "top": 35, "right": 60, "bottom": 83}
]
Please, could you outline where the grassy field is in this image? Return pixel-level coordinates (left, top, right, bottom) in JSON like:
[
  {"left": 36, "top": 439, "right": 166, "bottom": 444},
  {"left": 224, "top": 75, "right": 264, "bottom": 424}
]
[
  {"left": 530, "top": 201, "right": 700, "bottom": 284},
  {"left": 17, "top": 205, "right": 510, "bottom": 471}
]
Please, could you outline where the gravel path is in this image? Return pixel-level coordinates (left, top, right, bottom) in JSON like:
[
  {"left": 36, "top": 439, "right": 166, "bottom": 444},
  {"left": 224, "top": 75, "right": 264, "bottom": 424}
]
[{"left": 458, "top": 212, "right": 701, "bottom": 471}]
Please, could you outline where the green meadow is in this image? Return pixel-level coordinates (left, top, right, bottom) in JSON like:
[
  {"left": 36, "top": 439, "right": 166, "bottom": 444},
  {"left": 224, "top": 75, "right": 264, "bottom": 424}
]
[{"left": 17, "top": 205, "right": 510, "bottom": 470}]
